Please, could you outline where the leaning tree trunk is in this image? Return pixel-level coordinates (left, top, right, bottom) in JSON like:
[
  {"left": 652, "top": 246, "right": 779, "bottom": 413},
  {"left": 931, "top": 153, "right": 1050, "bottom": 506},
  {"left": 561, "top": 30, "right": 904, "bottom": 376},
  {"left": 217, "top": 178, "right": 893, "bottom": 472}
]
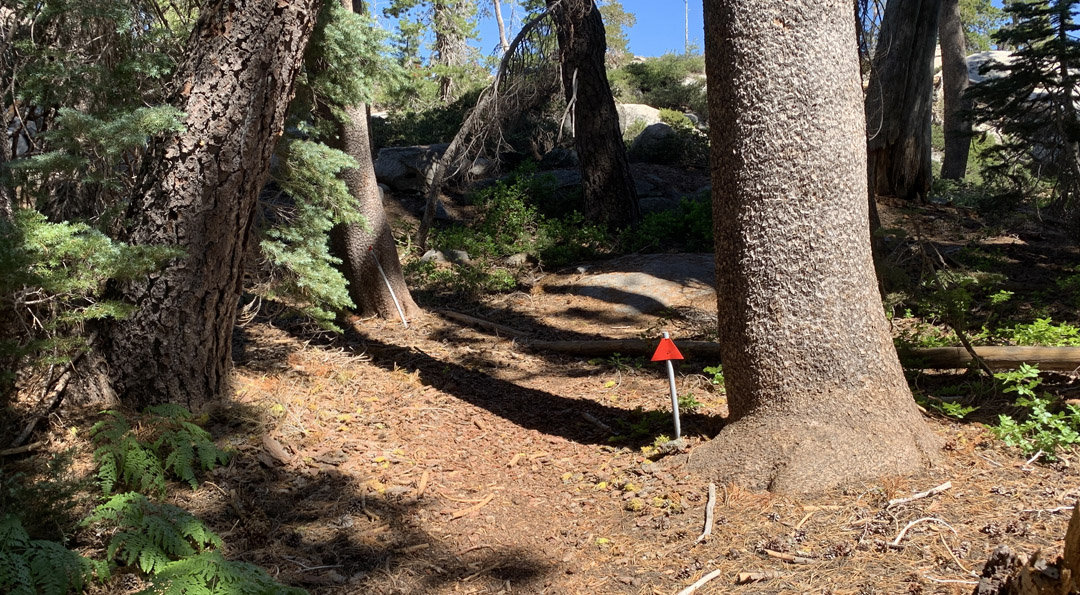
[
  {"left": 89, "top": 0, "right": 321, "bottom": 411},
  {"left": 691, "top": 0, "right": 940, "bottom": 494},
  {"left": 865, "top": 0, "right": 941, "bottom": 201},
  {"left": 327, "top": 0, "right": 419, "bottom": 322},
  {"left": 547, "top": 0, "right": 639, "bottom": 230},
  {"left": 939, "top": 0, "right": 973, "bottom": 179}
]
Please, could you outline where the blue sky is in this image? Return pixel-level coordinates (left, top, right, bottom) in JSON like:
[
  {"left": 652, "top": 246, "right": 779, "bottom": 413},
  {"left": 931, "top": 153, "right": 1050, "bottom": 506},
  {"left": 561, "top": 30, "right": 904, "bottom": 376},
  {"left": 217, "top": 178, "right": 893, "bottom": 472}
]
[
  {"left": 471, "top": 1, "right": 706, "bottom": 59},
  {"left": 369, "top": 1, "right": 706, "bottom": 61}
]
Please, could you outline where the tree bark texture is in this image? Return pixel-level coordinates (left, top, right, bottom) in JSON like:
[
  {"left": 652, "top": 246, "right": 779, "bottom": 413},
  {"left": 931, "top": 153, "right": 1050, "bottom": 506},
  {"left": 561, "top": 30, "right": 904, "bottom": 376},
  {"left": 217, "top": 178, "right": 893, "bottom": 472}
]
[
  {"left": 865, "top": 0, "right": 941, "bottom": 200},
  {"left": 326, "top": 0, "right": 418, "bottom": 322},
  {"left": 695, "top": 0, "right": 940, "bottom": 494},
  {"left": 433, "top": 0, "right": 467, "bottom": 103},
  {"left": 327, "top": 110, "right": 419, "bottom": 322},
  {"left": 939, "top": 0, "right": 972, "bottom": 179},
  {"left": 93, "top": 0, "right": 321, "bottom": 411},
  {"left": 547, "top": 0, "right": 639, "bottom": 230}
]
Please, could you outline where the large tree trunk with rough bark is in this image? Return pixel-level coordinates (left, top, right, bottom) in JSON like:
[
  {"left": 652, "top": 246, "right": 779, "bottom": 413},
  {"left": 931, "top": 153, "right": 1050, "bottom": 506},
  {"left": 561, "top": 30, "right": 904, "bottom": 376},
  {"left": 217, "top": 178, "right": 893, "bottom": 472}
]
[
  {"left": 939, "top": 0, "right": 972, "bottom": 179},
  {"left": 692, "top": 0, "right": 940, "bottom": 494},
  {"left": 865, "top": 0, "right": 941, "bottom": 201},
  {"left": 547, "top": 0, "right": 639, "bottom": 229},
  {"left": 86, "top": 0, "right": 320, "bottom": 411},
  {"left": 328, "top": 0, "right": 418, "bottom": 322}
]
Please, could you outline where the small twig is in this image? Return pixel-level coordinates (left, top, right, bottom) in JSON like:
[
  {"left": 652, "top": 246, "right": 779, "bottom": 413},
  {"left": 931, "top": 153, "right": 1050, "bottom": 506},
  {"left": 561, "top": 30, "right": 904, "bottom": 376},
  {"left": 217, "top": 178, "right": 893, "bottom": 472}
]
[
  {"left": 891, "top": 517, "right": 956, "bottom": 546},
  {"left": 887, "top": 481, "right": 952, "bottom": 508},
  {"left": 976, "top": 452, "right": 1004, "bottom": 467},
  {"left": 450, "top": 493, "right": 494, "bottom": 519},
  {"left": 0, "top": 441, "right": 44, "bottom": 457},
  {"left": 1020, "top": 505, "right": 1075, "bottom": 514},
  {"left": 794, "top": 510, "right": 815, "bottom": 532},
  {"left": 923, "top": 576, "right": 979, "bottom": 585},
  {"left": 735, "top": 570, "right": 786, "bottom": 585},
  {"left": 763, "top": 549, "right": 814, "bottom": 565},
  {"left": 695, "top": 483, "right": 717, "bottom": 544},
  {"left": 939, "top": 534, "right": 977, "bottom": 576},
  {"left": 581, "top": 412, "right": 613, "bottom": 434},
  {"left": 1022, "top": 450, "right": 1044, "bottom": 470},
  {"left": 282, "top": 556, "right": 343, "bottom": 571},
  {"left": 675, "top": 569, "right": 724, "bottom": 594},
  {"left": 415, "top": 469, "right": 430, "bottom": 499}
]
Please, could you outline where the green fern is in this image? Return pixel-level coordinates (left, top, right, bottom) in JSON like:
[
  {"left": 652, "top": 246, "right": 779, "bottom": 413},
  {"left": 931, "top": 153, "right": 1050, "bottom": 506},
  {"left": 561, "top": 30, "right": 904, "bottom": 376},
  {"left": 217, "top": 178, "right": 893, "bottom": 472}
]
[
  {"left": 90, "top": 410, "right": 166, "bottom": 496},
  {"left": 83, "top": 493, "right": 222, "bottom": 575},
  {"left": 136, "top": 550, "right": 307, "bottom": 595},
  {"left": 145, "top": 405, "right": 231, "bottom": 489},
  {"left": 0, "top": 514, "right": 106, "bottom": 594},
  {"left": 90, "top": 406, "right": 230, "bottom": 495}
]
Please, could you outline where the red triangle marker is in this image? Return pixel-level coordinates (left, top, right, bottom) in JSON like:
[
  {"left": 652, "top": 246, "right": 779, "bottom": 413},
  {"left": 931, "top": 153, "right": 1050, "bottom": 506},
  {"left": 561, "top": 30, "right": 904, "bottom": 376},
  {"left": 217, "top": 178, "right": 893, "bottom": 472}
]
[{"left": 651, "top": 337, "right": 684, "bottom": 361}]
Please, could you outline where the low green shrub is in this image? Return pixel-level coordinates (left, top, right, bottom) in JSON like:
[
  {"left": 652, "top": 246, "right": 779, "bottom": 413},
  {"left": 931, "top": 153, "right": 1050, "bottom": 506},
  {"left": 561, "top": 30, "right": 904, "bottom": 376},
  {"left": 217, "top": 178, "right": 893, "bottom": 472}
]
[
  {"left": 621, "top": 197, "right": 713, "bottom": 253},
  {"left": 992, "top": 364, "right": 1080, "bottom": 460}
]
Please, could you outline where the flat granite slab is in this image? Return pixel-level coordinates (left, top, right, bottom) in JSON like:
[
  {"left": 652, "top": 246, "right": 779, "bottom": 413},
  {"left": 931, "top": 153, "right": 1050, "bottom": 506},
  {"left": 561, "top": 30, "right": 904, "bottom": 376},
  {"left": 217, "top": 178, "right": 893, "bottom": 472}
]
[{"left": 542, "top": 254, "right": 716, "bottom": 315}]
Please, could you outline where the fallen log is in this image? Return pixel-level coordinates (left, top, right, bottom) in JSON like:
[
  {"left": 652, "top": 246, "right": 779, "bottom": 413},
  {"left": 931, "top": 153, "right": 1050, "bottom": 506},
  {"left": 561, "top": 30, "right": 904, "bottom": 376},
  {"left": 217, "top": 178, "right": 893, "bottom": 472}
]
[
  {"left": 526, "top": 340, "right": 1080, "bottom": 371},
  {"left": 904, "top": 346, "right": 1080, "bottom": 371}
]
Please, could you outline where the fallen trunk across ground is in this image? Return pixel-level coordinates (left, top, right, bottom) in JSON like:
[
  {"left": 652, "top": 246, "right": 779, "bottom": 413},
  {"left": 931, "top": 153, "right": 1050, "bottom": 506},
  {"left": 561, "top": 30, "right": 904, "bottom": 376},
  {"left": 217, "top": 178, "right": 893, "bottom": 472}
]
[{"left": 437, "top": 310, "right": 1080, "bottom": 371}]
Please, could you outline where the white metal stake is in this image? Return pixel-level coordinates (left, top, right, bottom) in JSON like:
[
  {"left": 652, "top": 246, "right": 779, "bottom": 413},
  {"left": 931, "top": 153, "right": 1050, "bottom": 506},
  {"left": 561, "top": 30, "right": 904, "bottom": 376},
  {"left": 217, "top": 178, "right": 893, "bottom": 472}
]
[
  {"left": 370, "top": 246, "right": 409, "bottom": 329},
  {"left": 662, "top": 331, "right": 681, "bottom": 439}
]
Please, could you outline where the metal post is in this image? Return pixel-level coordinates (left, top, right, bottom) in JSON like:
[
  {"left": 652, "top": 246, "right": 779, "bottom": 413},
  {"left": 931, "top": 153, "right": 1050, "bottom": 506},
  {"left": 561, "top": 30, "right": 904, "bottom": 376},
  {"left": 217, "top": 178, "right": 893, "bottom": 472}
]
[{"left": 663, "top": 331, "right": 681, "bottom": 439}]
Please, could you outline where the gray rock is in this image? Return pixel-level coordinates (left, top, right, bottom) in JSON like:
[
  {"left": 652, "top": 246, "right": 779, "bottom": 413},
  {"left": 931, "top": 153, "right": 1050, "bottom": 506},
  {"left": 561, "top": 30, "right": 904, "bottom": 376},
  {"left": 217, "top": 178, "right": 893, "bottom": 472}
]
[
  {"left": 629, "top": 123, "right": 679, "bottom": 164},
  {"left": 967, "top": 51, "right": 1014, "bottom": 84},
  {"left": 378, "top": 183, "right": 389, "bottom": 201},
  {"left": 540, "top": 148, "right": 579, "bottom": 169},
  {"left": 420, "top": 249, "right": 472, "bottom": 265},
  {"left": 615, "top": 103, "right": 661, "bottom": 134},
  {"left": 505, "top": 253, "right": 530, "bottom": 266},
  {"left": 420, "top": 249, "right": 448, "bottom": 264},
  {"left": 445, "top": 249, "right": 472, "bottom": 265},
  {"left": 422, "top": 200, "right": 453, "bottom": 221},
  {"left": 469, "top": 157, "right": 495, "bottom": 178},
  {"left": 537, "top": 169, "right": 582, "bottom": 189},
  {"left": 374, "top": 143, "right": 449, "bottom": 192}
]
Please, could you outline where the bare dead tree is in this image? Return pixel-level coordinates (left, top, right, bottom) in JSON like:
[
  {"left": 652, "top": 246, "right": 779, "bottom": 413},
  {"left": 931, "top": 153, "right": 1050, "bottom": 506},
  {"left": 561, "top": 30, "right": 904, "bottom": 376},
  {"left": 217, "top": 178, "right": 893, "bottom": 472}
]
[{"left": 417, "top": 4, "right": 562, "bottom": 250}]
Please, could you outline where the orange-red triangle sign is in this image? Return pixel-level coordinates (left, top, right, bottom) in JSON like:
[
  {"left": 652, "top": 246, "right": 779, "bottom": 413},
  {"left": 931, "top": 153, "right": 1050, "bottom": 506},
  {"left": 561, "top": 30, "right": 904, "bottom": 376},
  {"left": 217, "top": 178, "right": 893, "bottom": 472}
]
[{"left": 651, "top": 337, "right": 684, "bottom": 361}]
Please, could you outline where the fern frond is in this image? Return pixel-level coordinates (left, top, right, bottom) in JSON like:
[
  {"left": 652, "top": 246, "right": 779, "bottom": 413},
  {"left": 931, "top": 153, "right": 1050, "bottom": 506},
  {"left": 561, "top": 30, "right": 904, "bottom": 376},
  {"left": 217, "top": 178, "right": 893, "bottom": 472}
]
[
  {"left": 86, "top": 493, "right": 221, "bottom": 576},
  {"left": 137, "top": 551, "right": 307, "bottom": 595},
  {"left": 1, "top": 515, "right": 102, "bottom": 595}
]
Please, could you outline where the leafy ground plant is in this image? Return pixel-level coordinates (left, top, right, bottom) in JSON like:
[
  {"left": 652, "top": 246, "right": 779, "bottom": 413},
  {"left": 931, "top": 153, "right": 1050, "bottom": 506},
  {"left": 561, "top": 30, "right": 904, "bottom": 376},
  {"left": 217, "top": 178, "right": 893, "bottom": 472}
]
[
  {"left": 91, "top": 405, "right": 231, "bottom": 495},
  {"left": 992, "top": 364, "right": 1080, "bottom": 460}
]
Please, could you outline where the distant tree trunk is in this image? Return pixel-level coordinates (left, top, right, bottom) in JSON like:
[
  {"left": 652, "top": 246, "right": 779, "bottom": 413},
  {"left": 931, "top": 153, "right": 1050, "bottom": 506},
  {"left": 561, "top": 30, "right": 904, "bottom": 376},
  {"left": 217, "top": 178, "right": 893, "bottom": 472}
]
[
  {"left": 321, "top": 1, "right": 419, "bottom": 322},
  {"left": 865, "top": 0, "right": 941, "bottom": 201},
  {"left": 493, "top": 0, "right": 510, "bottom": 52},
  {"left": 433, "top": 0, "right": 467, "bottom": 103},
  {"left": 939, "top": 0, "right": 972, "bottom": 179},
  {"left": 323, "top": 0, "right": 418, "bottom": 322},
  {"left": 87, "top": 0, "right": 320, "bottom": 411},
  {"left": 692, "top": 0, "right": 940, "bottom": 494},
  {"left": 547, "top": 0, "right": 639, "bottom": 229}
]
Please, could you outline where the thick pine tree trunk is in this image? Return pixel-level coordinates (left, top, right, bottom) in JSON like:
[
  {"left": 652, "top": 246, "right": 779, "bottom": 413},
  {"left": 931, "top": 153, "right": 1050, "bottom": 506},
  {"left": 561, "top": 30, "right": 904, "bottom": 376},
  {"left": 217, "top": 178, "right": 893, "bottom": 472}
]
[
  {"left": 865, "top": 0, "right": 941, "bottom": 200},
  {"left": 692, "top": 0, "right": 940, "bottom": 494},
  {"left": 939, "top": 0, "right": 973, "bottom": 179},
  {"left": 547, "top": 0, "right": 639, "bottom": 229},
  {"left": 327, "top": 109, "right": 419, "bottom": 322},
  {"left": 327, "top": 0, "right": 419, "bottom": 322},
  {"left": 90, "top": 0, "right": 321, "bottom": 411}
]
